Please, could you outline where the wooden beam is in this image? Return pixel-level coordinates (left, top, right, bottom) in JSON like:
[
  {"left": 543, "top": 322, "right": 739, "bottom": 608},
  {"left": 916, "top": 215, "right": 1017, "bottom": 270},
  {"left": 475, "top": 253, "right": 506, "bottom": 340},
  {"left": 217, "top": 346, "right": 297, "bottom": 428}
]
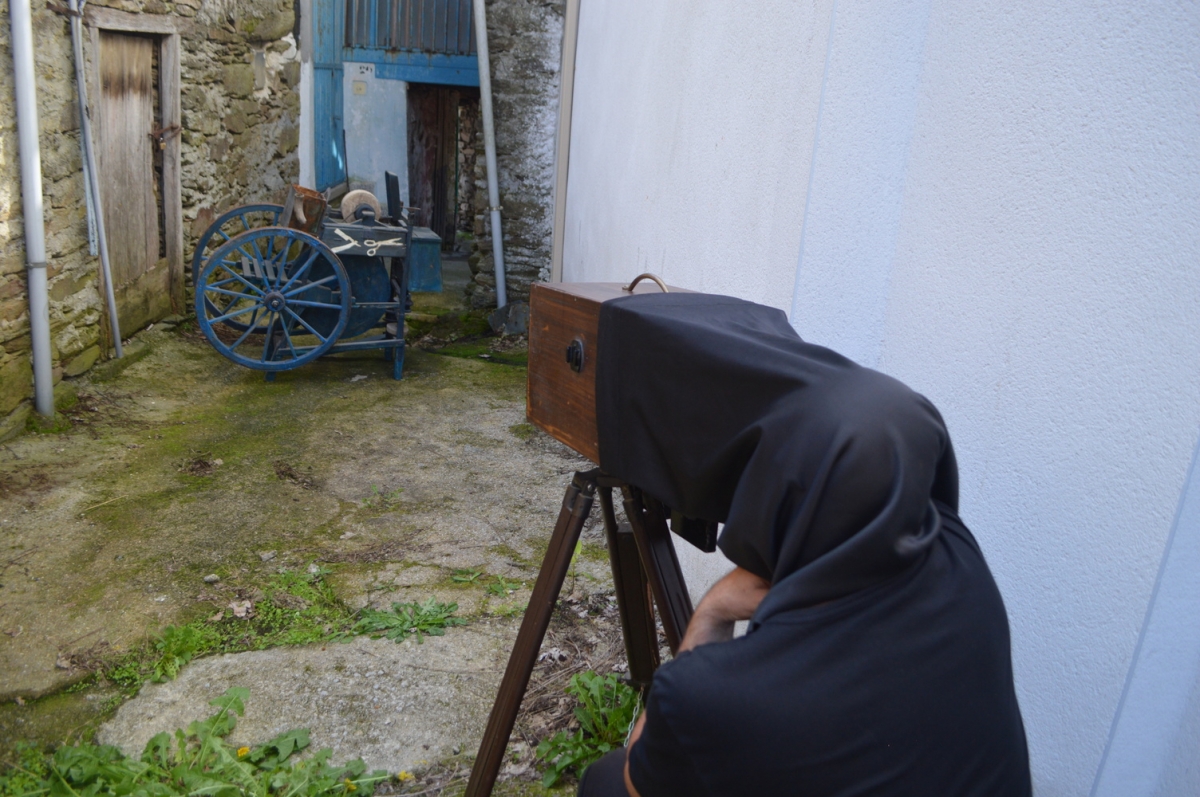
[
  {"left": 84, "top": 6, "right": 180, "bottom": 34},
  {"left": 160, "top": 33, "right": 184, "bottom": 311},
  {"left": 548, "top": 0, "right": 581, "bottom": 283}
]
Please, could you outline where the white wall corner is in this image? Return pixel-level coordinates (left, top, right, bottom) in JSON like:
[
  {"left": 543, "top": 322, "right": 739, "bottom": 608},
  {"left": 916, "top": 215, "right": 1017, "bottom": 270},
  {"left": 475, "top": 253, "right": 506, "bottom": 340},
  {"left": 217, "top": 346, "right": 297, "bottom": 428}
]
[{"left": 1091, "top": 430, "right": 1200, "bottom": 797}]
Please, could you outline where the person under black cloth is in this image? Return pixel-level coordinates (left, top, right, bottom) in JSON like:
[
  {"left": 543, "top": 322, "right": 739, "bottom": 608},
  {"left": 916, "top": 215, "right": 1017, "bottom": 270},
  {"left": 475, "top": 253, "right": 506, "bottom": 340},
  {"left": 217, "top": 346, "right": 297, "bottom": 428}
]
[{"left": 575, "top": 293, "right": 1030, "bottom": 797}]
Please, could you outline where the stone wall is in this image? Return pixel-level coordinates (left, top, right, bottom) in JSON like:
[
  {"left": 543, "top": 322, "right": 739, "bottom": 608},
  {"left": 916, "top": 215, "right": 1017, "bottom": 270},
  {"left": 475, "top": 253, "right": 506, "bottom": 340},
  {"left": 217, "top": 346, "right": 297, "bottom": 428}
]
[
  {"left": 453, "top": 93, "right": 479, "bottom": 253},
  {"left": 465, "top": 0, "right": 563, "bottom": 308},
  {"left": 0, "top": 0, "right": 301, "bottom": 437}
]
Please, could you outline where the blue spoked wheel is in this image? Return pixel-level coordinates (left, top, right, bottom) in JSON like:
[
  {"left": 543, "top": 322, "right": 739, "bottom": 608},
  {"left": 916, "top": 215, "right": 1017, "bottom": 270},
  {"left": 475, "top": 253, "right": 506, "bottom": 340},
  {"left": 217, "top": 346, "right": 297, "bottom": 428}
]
[
  {"left": 194, "top": 227, "right": 351, "bottom": 372},
  {"left": 191, "top": 204, "right": 284, "bottom": 333}
]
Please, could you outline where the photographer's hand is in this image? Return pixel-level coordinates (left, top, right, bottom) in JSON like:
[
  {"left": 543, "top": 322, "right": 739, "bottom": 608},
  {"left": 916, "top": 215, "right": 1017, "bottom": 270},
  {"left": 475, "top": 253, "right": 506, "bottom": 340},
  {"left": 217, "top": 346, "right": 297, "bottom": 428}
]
[{"left": 678, "top": 566, "right": 771, "bottom": 653}]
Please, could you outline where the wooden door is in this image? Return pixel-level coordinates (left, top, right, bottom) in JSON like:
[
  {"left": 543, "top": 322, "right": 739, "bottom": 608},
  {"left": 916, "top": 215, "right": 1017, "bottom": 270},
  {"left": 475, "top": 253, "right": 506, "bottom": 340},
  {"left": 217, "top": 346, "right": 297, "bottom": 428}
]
[
  {"left": 98, "top": 30, "right": 170, "bottom": 335},
  {"left": 408, "top": 84, "right": 467, "bottom": 241},
  {"left": 314, "top": 0, "right": 346, "bottom": 190}
]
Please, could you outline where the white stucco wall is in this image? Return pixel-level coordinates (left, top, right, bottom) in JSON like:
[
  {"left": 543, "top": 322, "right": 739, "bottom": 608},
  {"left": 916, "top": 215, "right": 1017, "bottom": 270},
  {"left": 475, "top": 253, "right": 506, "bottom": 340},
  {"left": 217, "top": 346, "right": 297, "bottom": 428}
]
[
  {"left": 342, "top": 63, "right": 408, "bottom": 202},
  {"left": 561, "top": 0, "right": 834, "bottom": 309},
  {"left": 562, "top": 1, "right": 1200, "bottom": 794}
]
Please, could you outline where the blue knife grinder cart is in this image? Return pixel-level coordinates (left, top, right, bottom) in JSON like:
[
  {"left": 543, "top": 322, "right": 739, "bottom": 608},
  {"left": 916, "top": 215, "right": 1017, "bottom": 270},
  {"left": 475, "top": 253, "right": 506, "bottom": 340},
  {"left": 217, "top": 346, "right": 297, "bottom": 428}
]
[{"left": 192, "top": 182, "right": 441, "bottom": 381}]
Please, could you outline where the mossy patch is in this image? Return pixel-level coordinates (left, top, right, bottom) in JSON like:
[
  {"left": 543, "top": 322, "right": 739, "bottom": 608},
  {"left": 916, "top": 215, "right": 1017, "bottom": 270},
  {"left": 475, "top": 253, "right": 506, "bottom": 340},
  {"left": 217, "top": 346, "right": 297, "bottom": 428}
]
[
  {"left": 405, "top": 308, "right": 492, "bottom": 343},
  {"left": 0, "top": 686, "right": 125, "bottom": 757},
  {"left": 438, "top": 340, "right": 528, "bottom": 367},
  {"left": 25, "top": 411, "right": 72, "bottom": 435},
  {"left": 488, "top": 543, "right": 529, "bottom": 566},
  {"left": 578, "top": 541, "right": 610, "bottom": 565},
  {"left": 508, "top": 423, "right": 536, "bottom": 441},
  {"left": 405, "top": 306, "right": 528, "bottom": 367}
]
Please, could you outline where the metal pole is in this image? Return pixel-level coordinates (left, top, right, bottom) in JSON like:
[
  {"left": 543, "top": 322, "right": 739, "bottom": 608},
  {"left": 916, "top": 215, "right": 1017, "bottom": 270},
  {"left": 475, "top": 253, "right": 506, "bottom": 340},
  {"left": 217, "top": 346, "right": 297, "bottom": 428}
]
[
  {"left": 10, "top": 0, "right": 54, "bottom": 416},
  {"left": 68, "top": 0, "right": 122, "bottom": 358},
  {"left": 472, "top": 0, "right": 507, "bottom": 308}
]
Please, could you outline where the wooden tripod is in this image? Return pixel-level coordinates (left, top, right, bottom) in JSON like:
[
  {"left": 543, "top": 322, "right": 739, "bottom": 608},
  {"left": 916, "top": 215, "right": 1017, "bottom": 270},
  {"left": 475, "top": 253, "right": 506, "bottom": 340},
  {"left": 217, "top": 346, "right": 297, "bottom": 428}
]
[{"left": 463, "top": 469, "right": 696, "bottom": 797}]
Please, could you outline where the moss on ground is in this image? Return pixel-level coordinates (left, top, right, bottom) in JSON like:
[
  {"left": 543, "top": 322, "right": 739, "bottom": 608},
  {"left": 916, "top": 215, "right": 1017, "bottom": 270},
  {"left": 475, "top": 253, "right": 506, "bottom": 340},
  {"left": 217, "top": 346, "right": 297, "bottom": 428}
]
[
  {"left": 508, "top": 423, "right": 536, "bottom": 441},
  {"left": 0, "top": 268, "right": 576, "bottom": 785}
]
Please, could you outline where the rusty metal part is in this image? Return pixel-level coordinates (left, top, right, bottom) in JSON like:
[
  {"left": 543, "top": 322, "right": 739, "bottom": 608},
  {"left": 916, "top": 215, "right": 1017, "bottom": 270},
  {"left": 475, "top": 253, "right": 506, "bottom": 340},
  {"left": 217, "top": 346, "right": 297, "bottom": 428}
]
[{"left": 280, "top": 184, "right": 327, "bottom": 234}]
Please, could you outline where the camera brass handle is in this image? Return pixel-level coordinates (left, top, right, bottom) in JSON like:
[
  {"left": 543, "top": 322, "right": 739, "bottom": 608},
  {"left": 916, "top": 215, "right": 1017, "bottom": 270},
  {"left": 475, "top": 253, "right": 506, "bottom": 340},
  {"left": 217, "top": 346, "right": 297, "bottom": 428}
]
[{"left": 622, "top": 273, "right": 669, "bottom": 294}]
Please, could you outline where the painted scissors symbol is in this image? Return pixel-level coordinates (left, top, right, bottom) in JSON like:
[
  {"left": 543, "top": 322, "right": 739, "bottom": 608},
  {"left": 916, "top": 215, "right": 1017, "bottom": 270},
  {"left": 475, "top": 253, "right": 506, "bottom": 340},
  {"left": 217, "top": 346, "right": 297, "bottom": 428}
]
[
  {"left": 362, "top": 237, "right": 405, "bottom": 256},
  {"left": 330, "top": 229, "right": 405, "bottom": 256}
]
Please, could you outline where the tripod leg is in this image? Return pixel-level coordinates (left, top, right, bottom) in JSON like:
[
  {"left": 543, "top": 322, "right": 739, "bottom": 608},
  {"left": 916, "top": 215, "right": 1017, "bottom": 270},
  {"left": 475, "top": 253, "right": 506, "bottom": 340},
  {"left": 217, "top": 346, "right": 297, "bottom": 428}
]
[
  {"left": 464, "top": 471, "right": 598, "bottom": 797},
  {"left": 622, "top": 487, "right": 695, "bottom": 654},
  {"left": 599, "top": 486, "right": 660, "bottom": 689}
]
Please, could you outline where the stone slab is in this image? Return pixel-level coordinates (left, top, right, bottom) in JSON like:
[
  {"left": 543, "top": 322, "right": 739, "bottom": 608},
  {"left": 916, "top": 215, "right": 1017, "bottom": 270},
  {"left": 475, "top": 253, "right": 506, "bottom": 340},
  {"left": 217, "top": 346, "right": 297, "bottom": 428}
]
[{"left": 98, "top": 625, "right": 518, "bottom": 774}]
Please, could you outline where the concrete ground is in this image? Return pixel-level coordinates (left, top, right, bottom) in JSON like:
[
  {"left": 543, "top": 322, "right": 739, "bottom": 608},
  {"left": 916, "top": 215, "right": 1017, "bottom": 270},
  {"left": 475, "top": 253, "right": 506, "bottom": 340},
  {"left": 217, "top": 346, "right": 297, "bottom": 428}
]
[{"left": 0, "top": 260, "right": 625, "bottom": 793}]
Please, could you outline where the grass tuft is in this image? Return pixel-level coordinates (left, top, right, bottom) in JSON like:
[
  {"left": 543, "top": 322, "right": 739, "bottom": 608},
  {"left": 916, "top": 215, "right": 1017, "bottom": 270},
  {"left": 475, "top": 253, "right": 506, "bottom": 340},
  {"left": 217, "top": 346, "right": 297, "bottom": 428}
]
[
  {"left": 99, "top": 567, "right": 468, "bottom": 693},
  {"left": 352, "top": 599, "right": 467, "bottom": 644},
  {"left": 534, "top": 672, "right": 640, "bottom": 788},
  {"left": 0, "top": 688, "right": 390, "bottom": 797}
]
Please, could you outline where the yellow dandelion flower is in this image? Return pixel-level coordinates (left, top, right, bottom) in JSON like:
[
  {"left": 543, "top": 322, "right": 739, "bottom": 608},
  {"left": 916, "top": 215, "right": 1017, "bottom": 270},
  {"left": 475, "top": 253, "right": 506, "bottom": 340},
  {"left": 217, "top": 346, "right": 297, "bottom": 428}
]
[
  {"left": 236, "top": 747, "right": 250, "bottom": 758},
  {"left": 397, "top": 771, "right": 414, "bottom": 783},
  {"left": 343, "top": 778, "right": 358, "bottom": 792}
]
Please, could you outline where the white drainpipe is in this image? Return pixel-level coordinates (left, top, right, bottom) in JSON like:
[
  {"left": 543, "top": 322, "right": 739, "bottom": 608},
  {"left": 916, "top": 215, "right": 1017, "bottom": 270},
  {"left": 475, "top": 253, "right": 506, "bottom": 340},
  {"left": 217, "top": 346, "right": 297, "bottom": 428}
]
[
  {"left": 9, "top": 0, "right": 54, "bottom": 416},
  {"left": 68, "top": 0, "right": 122, "bottom": 358},
  {"left": 472, "top": 0, "right": 507, "bottom": 308}
]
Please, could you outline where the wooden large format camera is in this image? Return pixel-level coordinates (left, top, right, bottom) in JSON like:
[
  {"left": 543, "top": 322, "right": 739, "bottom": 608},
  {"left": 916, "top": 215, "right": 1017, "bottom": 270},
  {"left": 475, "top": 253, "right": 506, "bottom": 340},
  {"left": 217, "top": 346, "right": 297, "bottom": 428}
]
[{"left": 526, "top": 278, "right": 685, "bottom": 462}]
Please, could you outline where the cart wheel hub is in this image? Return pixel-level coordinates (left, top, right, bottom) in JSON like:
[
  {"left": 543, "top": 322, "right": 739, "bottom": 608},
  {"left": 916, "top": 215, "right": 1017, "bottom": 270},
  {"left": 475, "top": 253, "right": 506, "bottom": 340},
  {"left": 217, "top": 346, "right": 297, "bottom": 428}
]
[{"left": 264, "top": 291, "right": 286, "bottom": 312}]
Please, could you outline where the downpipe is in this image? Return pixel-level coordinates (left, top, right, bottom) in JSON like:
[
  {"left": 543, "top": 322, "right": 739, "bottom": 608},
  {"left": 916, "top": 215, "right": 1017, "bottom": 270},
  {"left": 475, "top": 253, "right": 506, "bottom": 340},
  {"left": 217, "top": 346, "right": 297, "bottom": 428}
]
[
  {"left": 9, "top": 0, "right": 53, "bottom": 416},
  {"left": 68, "top": 0, "right": 122, "bottom": 358},
  {"left": 472, "top": 0, "right": 507, "bottom": 308}
]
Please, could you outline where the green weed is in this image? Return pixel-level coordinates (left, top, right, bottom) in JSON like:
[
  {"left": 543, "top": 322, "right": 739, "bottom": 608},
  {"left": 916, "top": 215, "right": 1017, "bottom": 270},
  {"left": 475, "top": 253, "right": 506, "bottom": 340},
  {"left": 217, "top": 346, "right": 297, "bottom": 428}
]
[
  {"left": 361, "top": 485, "right": 404, "bottom": 508},
  {"left": 0, "top": 688, "right": 389, "bottom": 797},
  {"left": 451, "top": 568, "right": 483, "bottom": 584},
  {"left": 353, "top": 599, "right": 467, "bottom": 643},
  {"left": 152, "top": 624, "right": 215, "bottom": 682},
  {"left": 535, "top": 672, "right": 640, "bottom": 788},
  {"left": 486, "top": 576, "right": 523, "bottom": 596}
]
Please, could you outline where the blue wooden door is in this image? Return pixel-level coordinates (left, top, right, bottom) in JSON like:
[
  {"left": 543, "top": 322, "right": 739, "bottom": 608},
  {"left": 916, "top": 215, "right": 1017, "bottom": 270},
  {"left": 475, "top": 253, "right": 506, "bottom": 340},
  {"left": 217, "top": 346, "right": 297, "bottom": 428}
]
[{"left": 314, "top": 0, "right": 346, "bottom": 190}]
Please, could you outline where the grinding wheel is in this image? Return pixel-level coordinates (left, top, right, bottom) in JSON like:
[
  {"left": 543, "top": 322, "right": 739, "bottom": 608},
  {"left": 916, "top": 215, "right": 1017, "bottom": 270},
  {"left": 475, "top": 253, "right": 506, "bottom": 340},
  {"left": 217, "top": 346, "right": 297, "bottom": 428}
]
[{"left": 341, "top": 189, "right": 383, "bottom": 221}]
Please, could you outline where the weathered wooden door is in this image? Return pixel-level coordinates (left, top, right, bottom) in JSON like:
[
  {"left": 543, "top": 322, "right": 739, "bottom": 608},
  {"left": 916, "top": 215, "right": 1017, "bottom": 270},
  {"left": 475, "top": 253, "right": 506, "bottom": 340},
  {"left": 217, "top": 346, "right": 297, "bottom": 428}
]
[{"left": 98, "top": 30, "right": 170, "bottom": 336}]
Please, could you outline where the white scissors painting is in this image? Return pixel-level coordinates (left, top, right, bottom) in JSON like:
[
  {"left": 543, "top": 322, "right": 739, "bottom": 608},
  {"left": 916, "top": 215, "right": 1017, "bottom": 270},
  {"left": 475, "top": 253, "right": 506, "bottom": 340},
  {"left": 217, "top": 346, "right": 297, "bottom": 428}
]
[{"left": 330, "top": 228, "right": 405, "bottom": 257}]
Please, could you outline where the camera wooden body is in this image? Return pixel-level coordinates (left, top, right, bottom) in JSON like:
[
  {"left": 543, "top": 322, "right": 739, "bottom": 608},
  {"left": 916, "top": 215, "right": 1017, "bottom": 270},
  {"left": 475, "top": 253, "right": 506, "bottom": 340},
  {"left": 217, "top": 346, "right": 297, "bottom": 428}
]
[{"left": 527, "top": 280, "right": 687, "bottom": 462}]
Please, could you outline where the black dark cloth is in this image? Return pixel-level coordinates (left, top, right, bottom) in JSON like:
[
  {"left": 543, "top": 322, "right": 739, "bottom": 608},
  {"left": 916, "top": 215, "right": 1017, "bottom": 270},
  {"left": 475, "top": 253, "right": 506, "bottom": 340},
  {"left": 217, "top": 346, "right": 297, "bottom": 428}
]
[
  {"left": 577, "top": 748, "right": 631, "bottom": 797},
  {"left": 594, "top": 293, "right": 1030, "bottom": 796}
]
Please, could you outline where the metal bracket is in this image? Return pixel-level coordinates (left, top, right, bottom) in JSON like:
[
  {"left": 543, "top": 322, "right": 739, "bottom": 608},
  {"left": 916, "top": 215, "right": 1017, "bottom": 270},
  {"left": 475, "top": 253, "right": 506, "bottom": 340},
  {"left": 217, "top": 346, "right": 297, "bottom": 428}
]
[{"left": 46, "top": 2, "right": 82, "bottom": 17}]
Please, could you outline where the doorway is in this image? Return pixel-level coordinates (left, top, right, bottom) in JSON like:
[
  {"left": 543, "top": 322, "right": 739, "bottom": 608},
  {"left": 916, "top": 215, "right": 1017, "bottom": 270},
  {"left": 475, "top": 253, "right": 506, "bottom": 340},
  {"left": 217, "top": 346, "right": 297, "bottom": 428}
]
[
  {"left": 407, "top": 84, "right": 479, "bottom": 247},
  {"left": 86, "top": 6, "right": 184, "bottom": 344}
]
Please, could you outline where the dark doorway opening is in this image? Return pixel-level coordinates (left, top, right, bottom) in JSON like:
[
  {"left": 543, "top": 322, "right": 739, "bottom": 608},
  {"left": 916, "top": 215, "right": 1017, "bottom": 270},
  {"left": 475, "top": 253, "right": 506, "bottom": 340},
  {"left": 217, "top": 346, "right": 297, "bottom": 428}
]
[{"left": 407, "top": 83, "right": 479, "bottom": 250}]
